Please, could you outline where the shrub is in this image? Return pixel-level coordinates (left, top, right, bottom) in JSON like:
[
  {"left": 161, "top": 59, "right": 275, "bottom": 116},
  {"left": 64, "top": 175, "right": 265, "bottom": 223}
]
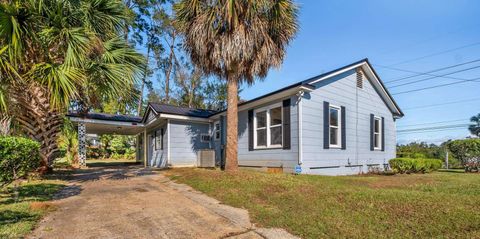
[
  {"left": 389, "top": 158, "right": 442, "bottom": 174},
  {"left": 0, "top": 136, "right": 41, "bottom": 187},
  {"left": 447, "top": 139, "right": 480, "bottom": 172}
]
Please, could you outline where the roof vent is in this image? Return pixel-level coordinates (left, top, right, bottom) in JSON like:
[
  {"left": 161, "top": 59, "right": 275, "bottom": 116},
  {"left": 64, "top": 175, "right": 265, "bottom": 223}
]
[{"left": 356, "top": 68, "right": 363, "bottom": 89}]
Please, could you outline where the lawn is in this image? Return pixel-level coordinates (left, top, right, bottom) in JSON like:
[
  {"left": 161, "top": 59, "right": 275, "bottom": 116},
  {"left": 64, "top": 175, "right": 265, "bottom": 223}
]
[
  {"left": 0, "top": 180, "right": 65, "bottom": 238},
  {"left": 165, "top": 168, "right": 480, "bottom": 239}
]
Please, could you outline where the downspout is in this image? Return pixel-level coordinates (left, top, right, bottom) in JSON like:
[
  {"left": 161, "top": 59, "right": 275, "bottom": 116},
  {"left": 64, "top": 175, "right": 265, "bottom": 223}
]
[
  {"left": 296, "top": 90, "right": 304, "bottom": 165},
  {"left": 167, "top": 119, "right": 171, "bottom": 166},
  {"left": 143, "top": 130, "right": 147, "bottom": 167}
]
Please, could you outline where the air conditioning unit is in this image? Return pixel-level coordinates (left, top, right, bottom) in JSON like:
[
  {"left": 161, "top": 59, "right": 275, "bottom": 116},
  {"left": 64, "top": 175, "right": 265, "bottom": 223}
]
[{"left": 197, "top": 149, "right": 215, "bottom": 168}]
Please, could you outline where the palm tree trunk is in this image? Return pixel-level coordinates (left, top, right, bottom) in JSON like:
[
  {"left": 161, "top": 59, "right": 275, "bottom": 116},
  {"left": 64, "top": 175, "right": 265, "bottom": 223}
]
[
  {"left": 225, "top": 76, "right": 238, "bottom": 171},
  {"left": 14, "top": 85, "right": 62, "bottom": 173}
]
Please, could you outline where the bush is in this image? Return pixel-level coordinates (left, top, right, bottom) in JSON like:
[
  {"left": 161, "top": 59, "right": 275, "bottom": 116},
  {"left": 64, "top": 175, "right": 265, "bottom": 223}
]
[
  {"left": 389, "top": 158, "right": 442, "bottom": 174},
  {"left": 0, "top": 136, "right": 41, "bottom": 187},
  {"left": 447, "top": 139, "right": 480, "bottom": 172}
]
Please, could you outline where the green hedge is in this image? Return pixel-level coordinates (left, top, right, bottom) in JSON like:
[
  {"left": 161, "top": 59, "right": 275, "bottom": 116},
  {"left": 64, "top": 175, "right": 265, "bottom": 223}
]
[
  {"left": 389, "top": 158, "right": 442, "bottom": 174},
  {"left": 0, "top": 136, "right": 41, "bottom": 186}
]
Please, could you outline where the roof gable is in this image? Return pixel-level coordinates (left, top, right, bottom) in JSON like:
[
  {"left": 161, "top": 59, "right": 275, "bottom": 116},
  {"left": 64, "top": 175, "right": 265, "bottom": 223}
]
[{"left": 306, "top": 59, "right": 403, "bottom": 117}]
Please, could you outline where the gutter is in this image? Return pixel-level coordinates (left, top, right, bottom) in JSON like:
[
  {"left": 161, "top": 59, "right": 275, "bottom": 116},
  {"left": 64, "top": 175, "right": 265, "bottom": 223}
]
[{"left": 296, "top": 90, "right": 305, "bottom": 166}]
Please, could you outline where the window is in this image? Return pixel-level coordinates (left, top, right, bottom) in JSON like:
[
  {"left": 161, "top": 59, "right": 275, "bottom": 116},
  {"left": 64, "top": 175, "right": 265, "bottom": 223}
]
[
  {"left": 374, "top": 117, "right": 381, "bottom": 149},
  {"left": 329, "top": 106, "right": 341, "bottom": 147},
  {"left": 155, "top": 129, "right": 164, "bottom": 150},
  {"left": 214, "top": 121, "right": 221, "bottom": 140},
  {"left": 201, "top": 134, "right": 211, "bottom": 143},
  {"left": 254, "top": 103, "right": 282, "bottom": 149}
]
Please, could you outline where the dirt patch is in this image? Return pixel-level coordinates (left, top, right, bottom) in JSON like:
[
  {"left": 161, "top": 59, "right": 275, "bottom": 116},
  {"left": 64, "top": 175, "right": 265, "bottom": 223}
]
[{"left": 29, "top": 202, "right": 54, "bottom": 211}]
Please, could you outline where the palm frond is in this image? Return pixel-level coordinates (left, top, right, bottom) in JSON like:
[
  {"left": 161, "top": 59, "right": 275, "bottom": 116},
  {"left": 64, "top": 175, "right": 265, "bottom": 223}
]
[
  {"left": 80, "top": 0, "right": 126, "bottom": 37},
  {"left": 174, "top": 0, "right": 299, "bottom": 84},
  {"left": 28, "top": 63, "right": 85, "bottom": 109}
]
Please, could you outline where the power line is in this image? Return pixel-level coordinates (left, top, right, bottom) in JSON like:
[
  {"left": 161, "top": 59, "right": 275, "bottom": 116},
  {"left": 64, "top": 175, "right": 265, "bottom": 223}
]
[
  {"left": 392, "top": 76, "right": 480, "bottom": 95},
  {"left": 397, "top": 127, "right": 468, "bottom": 135},
  {"left": 376, "top": 24, "right": 480, "bottom": 56},
  {"left": 377, "top": 58, "right": 480, "bottom": 84},
  {"left": 397, "top": 124, "right": 470, "bottom": 133},
  {"left": 402, "top": 97, "right": 480, "bottom": 110},
  {"left": 389, "top": 65, "right": 480, "bottom": 88},
  {"left": 397, "top": 118, "right": 470, "bottom": 128},
  {"left": 387, "top": 41, "right": 480, "bottom": 66}
]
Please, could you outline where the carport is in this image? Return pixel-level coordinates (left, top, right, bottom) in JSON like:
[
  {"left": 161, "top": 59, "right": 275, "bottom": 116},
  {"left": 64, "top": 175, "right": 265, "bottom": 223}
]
[{"left": 67, "top": 112, "right": 146, "bottom": 166}]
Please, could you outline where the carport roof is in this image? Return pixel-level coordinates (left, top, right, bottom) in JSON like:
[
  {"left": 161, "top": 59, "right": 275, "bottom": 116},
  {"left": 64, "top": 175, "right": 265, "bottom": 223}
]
[
  {"left": 67, "top": 112, "right": 142, "bottom": 123},
  {"left": 149, "top": 103, "right": 218, "bottom": 118}
]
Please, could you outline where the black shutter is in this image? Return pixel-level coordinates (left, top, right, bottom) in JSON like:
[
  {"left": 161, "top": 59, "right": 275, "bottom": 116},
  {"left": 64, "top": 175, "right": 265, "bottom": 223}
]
[
  {"left": 370, "top": 114, "right": 374, "bottom": 151},
  {"left": 381, "top": 117, "right": 385, "bottom": 151},
  {"left": 220, "top": 115, "right": 225, "bottom": 145},
  {"left": 161, "top": 128, "right": 164, "bottom": 150},
  {"left": 282, "top": 99, "right": 291, "bottom": 150},
  {"left": 323, "top": 101, "right": 330, "bottom": 149},
  {"left": 341, "top": 106, "right": 346, "bottom": 150},
  {"left": 248, "top": 110, "right": 254, "bottom": 151}
]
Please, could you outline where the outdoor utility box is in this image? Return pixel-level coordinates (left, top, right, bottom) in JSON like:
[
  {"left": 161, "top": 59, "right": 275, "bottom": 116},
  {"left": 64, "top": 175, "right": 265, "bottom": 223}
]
[{"left": 197, "top": 149, "right": 215, "bottom": 168}]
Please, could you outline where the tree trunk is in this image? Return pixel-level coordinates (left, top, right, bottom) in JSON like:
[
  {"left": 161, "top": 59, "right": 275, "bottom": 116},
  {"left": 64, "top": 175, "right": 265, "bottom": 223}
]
[
  {"left": 225, "top": 77, "right": 238, "bottom": 171},
  {"left": 165, "top": 33, "right": 177, "bottom": 103},
  {"left": 137, "top": 45, "right": 150, "bottom": 115},
  {"left": 14, "top": 84, "right": 62, "bottom": 173},
  {"left": 165, "top": 48, "right": 174, "bottom": 103}
]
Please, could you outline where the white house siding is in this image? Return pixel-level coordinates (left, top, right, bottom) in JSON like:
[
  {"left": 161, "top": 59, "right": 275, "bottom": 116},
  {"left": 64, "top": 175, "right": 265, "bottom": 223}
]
[
  {"left": 300, "top": 69, "right": 396, "bottom": 175},
  {"left": 168, "top": 120, "right": 210, "bottom": 167},
  {"left": 234, "top": 96, "right": 299, "bottom": 173}
]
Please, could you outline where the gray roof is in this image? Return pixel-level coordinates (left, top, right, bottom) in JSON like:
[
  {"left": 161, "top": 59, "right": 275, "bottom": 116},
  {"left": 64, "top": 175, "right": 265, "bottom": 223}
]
[
  {"left": 149, "top": 103, "right": 217, "bottom": 118},
  {"left": 67, "top": 112, "right": 142, "bottom": 123}
]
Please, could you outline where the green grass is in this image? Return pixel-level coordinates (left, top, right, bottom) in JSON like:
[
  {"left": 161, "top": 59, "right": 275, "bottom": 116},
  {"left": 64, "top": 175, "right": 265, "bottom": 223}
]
[
  {"left": 166, "top": 168, "right": 480, "bottom": 239},
  {"left": 0, "top": 180, "right": 65, "bottom": 238}
]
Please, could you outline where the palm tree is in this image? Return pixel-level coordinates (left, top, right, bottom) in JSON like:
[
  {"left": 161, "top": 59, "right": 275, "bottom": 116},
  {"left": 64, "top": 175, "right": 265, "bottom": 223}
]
[
  {"left": 0, "top": 0, "right": 144, "bottom": 172},
  {"left": 469, "top": 113, "right": 480, "bottom": 137},
  {"left": 174, "top": 0, "right": 298, "bottom": 171}
]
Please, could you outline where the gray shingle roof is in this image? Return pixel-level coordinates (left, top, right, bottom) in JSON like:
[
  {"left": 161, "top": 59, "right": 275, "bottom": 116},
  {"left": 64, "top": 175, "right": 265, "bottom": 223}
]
[
  {"left": 149, "top": 103, "right": 217, "bottom": 118},
  {"left": 67, "top": 112, "right": 142, "bottom": 123}
]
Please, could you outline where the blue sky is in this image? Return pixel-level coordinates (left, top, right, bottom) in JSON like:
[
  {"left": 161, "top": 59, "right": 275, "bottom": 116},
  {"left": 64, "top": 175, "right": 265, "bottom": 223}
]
[{"left": 238, "top": 0, "right": 480, "bottom": 145}]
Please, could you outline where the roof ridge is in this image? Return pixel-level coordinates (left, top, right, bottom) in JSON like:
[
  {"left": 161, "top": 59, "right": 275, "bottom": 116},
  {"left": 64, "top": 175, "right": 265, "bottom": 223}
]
[{"left": 148, "top": 102, "right": 217, "bottom": 112}]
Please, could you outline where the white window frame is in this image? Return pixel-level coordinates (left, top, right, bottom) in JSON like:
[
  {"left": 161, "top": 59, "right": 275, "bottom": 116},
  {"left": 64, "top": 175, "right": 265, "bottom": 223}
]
[
  {"left": 329, "top": 105, "right": 341, "bottom": 148},
  {"left": 374, "top": 116, "right": 382, "bottom": 150},
  {"left": 253, "top": 103, "right": 283, "bottom": 149},
  {"left": 214, "top": 121, "right": 221, "bottom": 141}
]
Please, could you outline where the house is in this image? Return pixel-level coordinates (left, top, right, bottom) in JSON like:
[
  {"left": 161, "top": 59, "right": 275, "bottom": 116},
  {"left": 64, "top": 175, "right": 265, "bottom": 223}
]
[{"left": 68, "top": 58, "right": 404, "bottom": 176}]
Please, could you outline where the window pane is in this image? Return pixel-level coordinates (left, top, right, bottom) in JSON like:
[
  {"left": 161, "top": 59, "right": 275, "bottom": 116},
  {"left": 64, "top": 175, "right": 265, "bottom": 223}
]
[
  {"left": 374, "top": 134, "right": 380, "bottom": 148},
  {"left": 270, "top": 107, "right": 282, "bottom": 126},
  {"left": 256, "top": 111, "right": 266, "bottom": 128},
  {"left": 330, "top": 127, "right": 338, "bottom": 145},
  {"left": 215, "top": 131, "right": 220, "bottom": 139},
  {"left": 374, "top": 119, "right": 380, "bottom": 133},
  {"left": 257, "top": 129, "right": 266, "bottom": 146},
  {"left": 215, "top": 123, "right": 220, "bottom": 130},
  {"left": 330, "top": 108, "right": 338, "bottom": 126},
  {"left": 270, "top": 126, "right": 282, "bottom": 145}
]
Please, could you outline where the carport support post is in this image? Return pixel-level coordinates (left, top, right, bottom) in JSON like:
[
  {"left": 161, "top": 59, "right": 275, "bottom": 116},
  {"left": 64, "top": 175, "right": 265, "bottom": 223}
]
[
  {"left": 78, "top": 122, "right": 87, "bottom": 167},
  {"left": 143, "top": 130, "right": 148, "bottom": 167}
]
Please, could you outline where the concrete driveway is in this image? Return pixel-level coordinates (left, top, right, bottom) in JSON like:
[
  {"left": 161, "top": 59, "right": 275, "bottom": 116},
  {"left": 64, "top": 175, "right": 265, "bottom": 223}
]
[{"left": 29, "top": 166, "right": 297, "bottom": 239}]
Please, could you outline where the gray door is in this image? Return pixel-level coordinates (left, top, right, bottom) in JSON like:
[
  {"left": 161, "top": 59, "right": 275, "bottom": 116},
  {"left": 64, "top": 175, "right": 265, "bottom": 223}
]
[{"left": 149, "top": 130, "right": 167, "bottom": 168}]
